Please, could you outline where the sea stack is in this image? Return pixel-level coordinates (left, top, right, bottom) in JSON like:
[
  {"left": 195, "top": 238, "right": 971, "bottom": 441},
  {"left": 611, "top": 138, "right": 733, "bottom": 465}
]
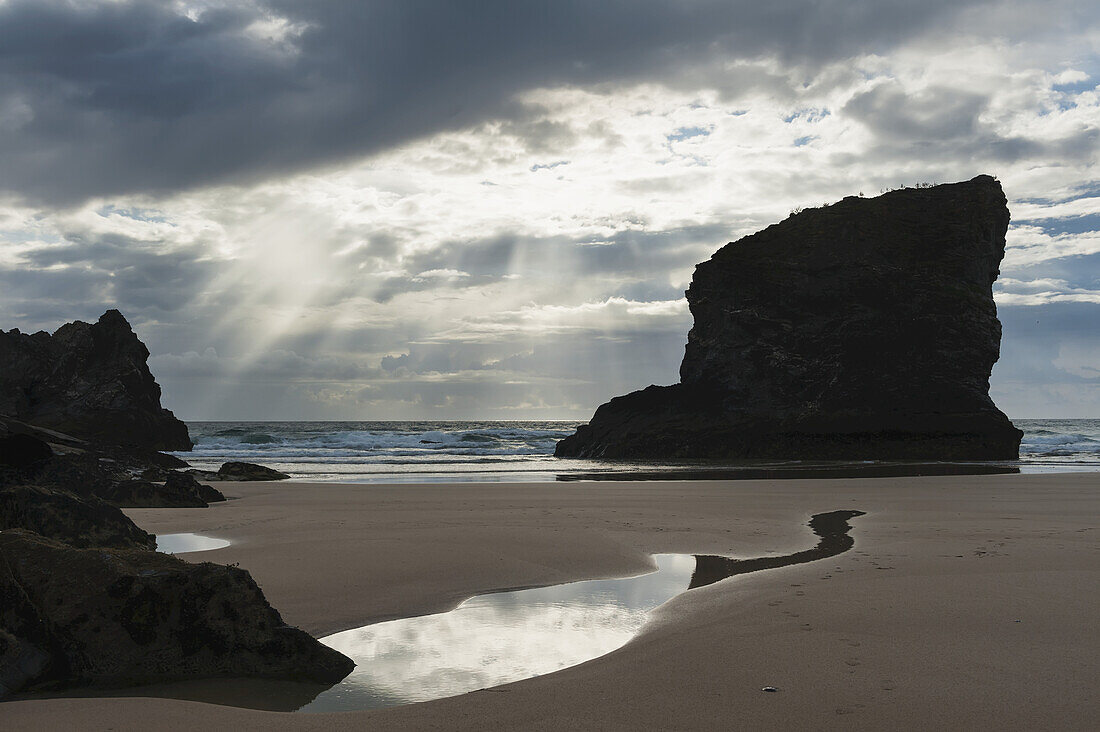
[
  {"left": 0, "top": 310, "right": 191, "bottom": 451},
  {"left": 556, "top": 175, "right": 1023, "bottom": 460}
]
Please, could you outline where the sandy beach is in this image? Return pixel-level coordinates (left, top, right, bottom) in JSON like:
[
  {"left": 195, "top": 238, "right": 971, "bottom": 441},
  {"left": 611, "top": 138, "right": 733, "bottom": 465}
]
[{"left": 2, "top": 472, "right": 1097, "bottom": 730}]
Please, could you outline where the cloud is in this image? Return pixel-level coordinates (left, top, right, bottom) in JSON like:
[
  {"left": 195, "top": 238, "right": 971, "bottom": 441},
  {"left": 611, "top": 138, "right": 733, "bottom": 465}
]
[{"left": 0, "top": 0, "right": 1001, "bottom": 205}]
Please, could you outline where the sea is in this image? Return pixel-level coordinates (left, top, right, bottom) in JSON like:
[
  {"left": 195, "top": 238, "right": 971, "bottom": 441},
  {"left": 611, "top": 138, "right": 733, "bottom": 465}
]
[{"left": 173, "top": 418, "right": 1100, "bottom": 483}]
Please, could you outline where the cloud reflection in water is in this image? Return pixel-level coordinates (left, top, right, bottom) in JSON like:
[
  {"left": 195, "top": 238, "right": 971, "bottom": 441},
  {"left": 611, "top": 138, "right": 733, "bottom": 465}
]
[
  {"left": 301, "top": 554, "right": 696, "bottom": 712},
  {"left": 155, "top": 533, "right": 231, "bottom": 554}
]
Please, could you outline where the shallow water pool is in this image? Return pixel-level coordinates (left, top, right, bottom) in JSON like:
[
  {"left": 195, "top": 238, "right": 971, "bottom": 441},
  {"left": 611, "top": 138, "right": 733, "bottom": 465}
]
[
  {"left": 155, "top": 533, "right": 231, "bottom": 554},
  {"left": 301, "top": 553, "right": 696, "bottom": 711}
]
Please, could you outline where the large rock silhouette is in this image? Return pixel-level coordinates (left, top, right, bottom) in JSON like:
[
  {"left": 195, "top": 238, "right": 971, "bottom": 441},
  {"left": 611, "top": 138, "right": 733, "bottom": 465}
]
[
  {"left": 0, "top": 310, "right": 191, "bottom": 451},
  {"left": 557, "top": 176, "right": 1022, "bottom": 460}
]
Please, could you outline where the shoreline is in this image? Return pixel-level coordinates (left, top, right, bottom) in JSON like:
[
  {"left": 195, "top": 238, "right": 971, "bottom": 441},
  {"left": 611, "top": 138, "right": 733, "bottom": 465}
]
[{"left": 2, "top": 472, "right": 1098, "bottom": 729}]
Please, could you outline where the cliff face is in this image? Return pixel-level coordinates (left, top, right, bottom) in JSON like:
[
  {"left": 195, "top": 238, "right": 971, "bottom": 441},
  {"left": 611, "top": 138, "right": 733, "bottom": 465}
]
[
  {"left": 556, "top": 175, "right": 1023, "bottom": 460},
  {"left": 0, "top": 310, "right": 191, "bottom": 451}
]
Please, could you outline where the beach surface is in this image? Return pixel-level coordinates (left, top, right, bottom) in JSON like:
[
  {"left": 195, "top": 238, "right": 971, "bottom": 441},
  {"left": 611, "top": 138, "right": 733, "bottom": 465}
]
[{"left": 2, "top": 473, "right": 1097, "bottom": 730}]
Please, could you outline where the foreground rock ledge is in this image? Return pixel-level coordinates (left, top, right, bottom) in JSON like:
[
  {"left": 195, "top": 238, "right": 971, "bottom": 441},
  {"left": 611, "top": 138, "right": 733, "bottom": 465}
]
[
  {"left": 557, "top": 176, "right": 1022, "bottom": 461},
  {"left": 0, "top": 530, "right": 354, "bottom": 696}
]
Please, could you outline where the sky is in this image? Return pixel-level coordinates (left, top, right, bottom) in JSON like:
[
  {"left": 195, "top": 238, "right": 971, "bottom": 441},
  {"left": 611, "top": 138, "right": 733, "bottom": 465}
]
[{"left": 0, "top": 0, "right": 1098, "bottom": 420}]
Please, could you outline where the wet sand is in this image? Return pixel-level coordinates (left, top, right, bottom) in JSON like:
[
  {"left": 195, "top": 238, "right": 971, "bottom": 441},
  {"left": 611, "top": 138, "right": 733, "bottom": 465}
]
[{"left": 2, "top": 473, "right": 1098, "bottom": 730}]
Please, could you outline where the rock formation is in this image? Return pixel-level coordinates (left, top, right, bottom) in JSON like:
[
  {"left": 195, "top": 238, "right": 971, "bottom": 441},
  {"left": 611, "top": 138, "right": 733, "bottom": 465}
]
[
  {"left": 0, "top": 313, "right": 350, "bottom": 699},
  {"left": 94, "top": 472, "right": 225, "bottom": 509},
  {"left": 0, "top": 433, "right": 155, "bottom": 549},
  {"left": 0, "top": 434, "right": 225, "bottom": 510},
  {"left": 556, "top": 176, "right": 1023, "bottom": 460},
  {"left": 0, "top": 530, "right": 355, "bottom": 693},
  {"left": 0, "top": 484, "right": 156, "bottom": 550},
  {"left": 0, "top": 310, "right": 192, "bottom": 451},
  {"left": 187, "top": 462, "right": 291, "bottom": 481}
]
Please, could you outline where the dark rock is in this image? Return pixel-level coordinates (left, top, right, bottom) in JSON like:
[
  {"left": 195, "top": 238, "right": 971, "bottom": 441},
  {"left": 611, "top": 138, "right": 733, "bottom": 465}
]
[
  {"left": 0, "top": 628, "right": 50, "bottom": 698},
  {"left": 139, "top": 467, "right": 169, "bottom": 482},
  {"left": 0, "top": 433, "right": 53, "bottom": 472},
  {"left": 99, "top": 479, "right": 207, "bottom": 509},
  {"left": 165, "top": 471, "right": 226, "bottom": 504},
  {"left": 0, "top": 310, "right": 192, "bottom": 452},
  {"left": 216, "top": 462, "right": 290, "bottom": 481},
  {"left": 0, "top": 530, "right": 354, "bottom": 695},
  {"left": 557, "top": 176, "right": 1023, "bottom": 460},
  {"left": 31, "top": 452, "right": 127, "bottom": 496},
  {"left": 183, "top": 468, "right": 223, "bottom": 482},
  {"left": 26, "top": 451, "right": 218, "bottom": 509},
  {"left": 0, "top": 415, "right": 191, "bottom": 474},
  {"left": 0, "top": 484, "right": 155, "bottom": 550}
]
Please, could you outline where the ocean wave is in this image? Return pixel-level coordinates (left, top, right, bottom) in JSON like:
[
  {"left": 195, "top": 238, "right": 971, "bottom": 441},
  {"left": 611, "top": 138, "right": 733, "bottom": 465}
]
[
  {"left": 190, "top": 424, "right": 568, "bottom": 457},
  {"left": 178, "top": 419, "right": 1100, "bottom": 481},
  {"left": 1019, "top": 432, "right": 1100, "bottom": 459}
]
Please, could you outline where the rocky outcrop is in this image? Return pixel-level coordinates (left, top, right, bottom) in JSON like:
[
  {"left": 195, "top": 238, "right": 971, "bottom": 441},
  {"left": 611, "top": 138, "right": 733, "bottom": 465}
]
[
  {"left": 187, "top": 462, "right": 291, "bottom": 482},
  {"left": 0, "top": 530, "right": 354, "bottom": 694},
  {"left": 165, "top": 471, "right": 226, "bottom": 504},
  {"left": 1, "top": 432, "right": 159, "bottom": 549},
  {"left": 24, "top": 452, "right": 225, "bottom": 509},
  {"left": 0, "top": 310, "right": 191, "bottom": 452},
  {"left": 0, "top": 484, "right": 156, "bottom": 550},
  {"left": 97, "top": 476, "right": 224, "bottom": 509},
  {"left": 557, "top": 176, "right": 1023, "bottom": 460}
]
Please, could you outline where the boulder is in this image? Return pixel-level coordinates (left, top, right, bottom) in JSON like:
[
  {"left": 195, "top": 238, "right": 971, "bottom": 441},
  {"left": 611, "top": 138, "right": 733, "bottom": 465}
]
[
  {"left": 557, "top": 176, "right": 1023, "bottom": 460},
  {"left": 0, "top": 310, "right": 192, "bottom": 451},
  {"left": 0, "top": 530, "right": 354, "bottom": 695},
  {"left": 216, "top": 462, "right": 290, "bottom": 481},
  {"left": 165, "top": 471, "right": 226, "bottom": 504}
]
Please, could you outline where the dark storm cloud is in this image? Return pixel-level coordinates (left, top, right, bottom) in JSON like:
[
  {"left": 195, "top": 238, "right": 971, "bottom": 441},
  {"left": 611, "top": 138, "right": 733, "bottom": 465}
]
[
  {"left": 842, "top": 81, "right": 1100, "bottom": 166},
  {"left": 0, "top": 230, "right": 219, "bottom": 332},
  {"left": 0, "top": 0, "right": 993, "bottom": 204}
]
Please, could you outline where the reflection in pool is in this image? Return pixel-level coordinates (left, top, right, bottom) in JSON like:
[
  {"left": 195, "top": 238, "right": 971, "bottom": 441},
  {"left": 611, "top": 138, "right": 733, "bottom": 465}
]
[
  {"left": 155, "top": 533, "right": 231, "bottom": 554},
  {"left": 301, "top": 554, "right": 696, "bottom": 712}
]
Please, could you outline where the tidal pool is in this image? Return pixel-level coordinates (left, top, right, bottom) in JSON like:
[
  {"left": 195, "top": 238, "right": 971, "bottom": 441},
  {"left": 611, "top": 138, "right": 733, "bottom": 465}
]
[
  {"left": 301, "top": 553, "right": 696, "bottom": 711},
  {"left": 155, "top": 532, "right": 231, "bottom": 554}
]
